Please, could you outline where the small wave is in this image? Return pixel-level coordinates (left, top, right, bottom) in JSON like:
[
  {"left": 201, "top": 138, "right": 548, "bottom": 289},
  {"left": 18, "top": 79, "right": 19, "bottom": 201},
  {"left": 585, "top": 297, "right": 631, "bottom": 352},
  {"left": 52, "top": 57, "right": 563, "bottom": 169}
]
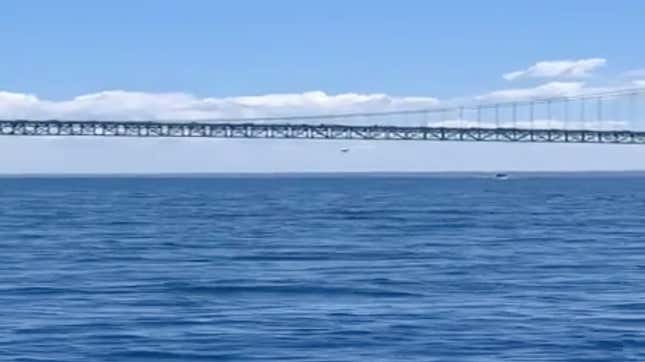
[{"left": 163, "top": 282, "right": 423, "bottom": 298}]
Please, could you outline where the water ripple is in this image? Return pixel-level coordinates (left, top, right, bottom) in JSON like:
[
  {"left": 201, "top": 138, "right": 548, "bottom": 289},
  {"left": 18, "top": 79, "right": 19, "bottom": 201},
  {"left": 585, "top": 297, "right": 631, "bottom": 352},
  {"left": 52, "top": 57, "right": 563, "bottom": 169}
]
[{"left": 1, "top": 175, "right": 645, "bottom": 361}]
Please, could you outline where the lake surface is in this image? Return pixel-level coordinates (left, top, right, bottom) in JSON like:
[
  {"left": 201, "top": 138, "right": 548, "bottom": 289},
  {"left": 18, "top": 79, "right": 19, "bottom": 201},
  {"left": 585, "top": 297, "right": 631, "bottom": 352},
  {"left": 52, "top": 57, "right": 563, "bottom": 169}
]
[{"left": 2, "top": 174, "right": 645, "bottom": 361}]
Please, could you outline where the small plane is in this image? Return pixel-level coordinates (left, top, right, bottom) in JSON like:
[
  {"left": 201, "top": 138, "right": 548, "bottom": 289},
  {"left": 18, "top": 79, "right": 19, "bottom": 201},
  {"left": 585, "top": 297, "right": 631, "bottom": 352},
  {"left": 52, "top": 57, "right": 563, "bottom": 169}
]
[{"left": 340, "top": 148, "right": 350, "bottom": 153}]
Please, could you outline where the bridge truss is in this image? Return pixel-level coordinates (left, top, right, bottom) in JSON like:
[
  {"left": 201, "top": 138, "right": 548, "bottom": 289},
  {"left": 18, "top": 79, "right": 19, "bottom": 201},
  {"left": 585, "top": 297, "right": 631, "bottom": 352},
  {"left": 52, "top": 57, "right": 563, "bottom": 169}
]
[{"left": 2, "top": 121, "right": 645, "bottom": 144}]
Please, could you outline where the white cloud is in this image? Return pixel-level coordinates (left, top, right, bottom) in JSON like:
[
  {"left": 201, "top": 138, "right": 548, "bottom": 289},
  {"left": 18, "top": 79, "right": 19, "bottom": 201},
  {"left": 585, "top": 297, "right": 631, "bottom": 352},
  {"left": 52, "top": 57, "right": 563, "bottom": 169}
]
[
  {"left": 0, "top": 81, "right": 639, "bottom": 128},
  {"left": 0, "top": 90, "right": 440, "bottom": 121},
  {"left": 476, "top": 79, "right": 645, "bottom": 103},
  {"left": 476, "top": 81, "right": 587, "bottom": 102},
  {"left": 503, "top": 58, "right": 606, "bottom": 81}
]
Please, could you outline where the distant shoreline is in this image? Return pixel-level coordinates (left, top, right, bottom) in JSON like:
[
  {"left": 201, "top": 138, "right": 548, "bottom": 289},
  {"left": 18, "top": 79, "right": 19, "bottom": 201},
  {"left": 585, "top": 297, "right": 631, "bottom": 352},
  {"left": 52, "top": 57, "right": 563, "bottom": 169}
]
[{"left": 1, "top": 170, "right": 645, "bottom": 178}]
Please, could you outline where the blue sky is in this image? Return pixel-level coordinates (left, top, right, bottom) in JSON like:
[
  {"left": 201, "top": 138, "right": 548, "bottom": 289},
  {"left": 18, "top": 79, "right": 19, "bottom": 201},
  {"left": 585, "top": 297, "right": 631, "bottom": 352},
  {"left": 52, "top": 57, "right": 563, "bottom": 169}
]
[{"left": 2, "top": 0, "right": 645, "bottom": 173}]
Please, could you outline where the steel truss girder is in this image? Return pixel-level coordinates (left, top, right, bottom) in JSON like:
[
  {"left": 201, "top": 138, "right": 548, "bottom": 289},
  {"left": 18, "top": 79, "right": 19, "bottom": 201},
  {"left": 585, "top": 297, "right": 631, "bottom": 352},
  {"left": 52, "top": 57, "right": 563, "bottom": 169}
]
[{"left": 1, "top": 120, "right": 644, "bottom": 144}]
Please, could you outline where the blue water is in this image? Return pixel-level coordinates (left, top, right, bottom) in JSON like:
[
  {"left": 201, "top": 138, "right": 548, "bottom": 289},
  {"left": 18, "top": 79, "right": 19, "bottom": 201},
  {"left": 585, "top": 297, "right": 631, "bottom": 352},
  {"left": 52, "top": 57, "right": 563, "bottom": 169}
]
[{"left": 2, "top": 175, "right": 645, "bottom": 361}]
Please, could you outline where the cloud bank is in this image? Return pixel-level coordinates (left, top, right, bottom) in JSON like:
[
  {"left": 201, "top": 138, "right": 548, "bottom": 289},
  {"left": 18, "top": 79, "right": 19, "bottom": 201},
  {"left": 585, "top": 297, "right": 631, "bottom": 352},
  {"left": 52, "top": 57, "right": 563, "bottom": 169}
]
[
  {"left": 503, "top": 58, "right": 606, "bottom": 81},
  {"left": 0, "top": 57, "right": 642, "bottom": 122},
  {"left": 0, "top": 82, "right": 633, "bottom": 122},
  {"left": 0, "top": 90, "right": 439, "bottom": 121},
  {"left": 476, "top": 81, "right": 587, "bottom": 102}
]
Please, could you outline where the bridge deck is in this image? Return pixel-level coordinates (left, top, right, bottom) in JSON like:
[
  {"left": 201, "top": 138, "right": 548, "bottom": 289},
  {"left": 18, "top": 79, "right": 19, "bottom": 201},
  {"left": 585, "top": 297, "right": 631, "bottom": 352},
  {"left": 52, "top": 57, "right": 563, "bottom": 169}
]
[{"left": 1, "top": 120, "right": 645, "bottom": 144}]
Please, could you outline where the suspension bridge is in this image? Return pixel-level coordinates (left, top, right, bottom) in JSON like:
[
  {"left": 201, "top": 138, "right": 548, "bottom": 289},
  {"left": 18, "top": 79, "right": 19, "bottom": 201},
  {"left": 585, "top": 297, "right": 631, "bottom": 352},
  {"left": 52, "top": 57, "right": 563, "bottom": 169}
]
[{"left": 2, "top": 88, "right": 645, "bottom": 144}]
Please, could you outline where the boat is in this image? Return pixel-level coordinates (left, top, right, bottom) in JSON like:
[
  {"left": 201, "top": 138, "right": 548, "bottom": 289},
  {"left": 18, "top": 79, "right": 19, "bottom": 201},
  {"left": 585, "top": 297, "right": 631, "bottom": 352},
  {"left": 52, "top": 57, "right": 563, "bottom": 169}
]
[{"left": 495, "top": 173, "right": 509, "bottom": 180}]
